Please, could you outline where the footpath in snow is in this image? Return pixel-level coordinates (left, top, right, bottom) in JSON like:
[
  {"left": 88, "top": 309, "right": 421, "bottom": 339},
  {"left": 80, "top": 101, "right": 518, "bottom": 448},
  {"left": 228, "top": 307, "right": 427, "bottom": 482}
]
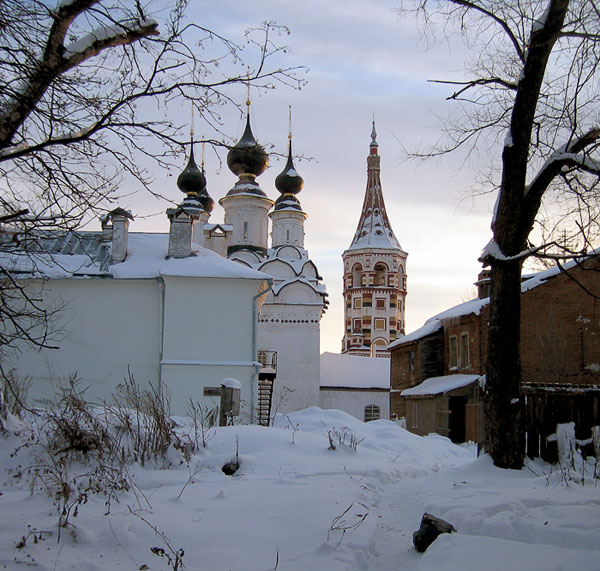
[{"left": 0, "top": 407, "right": 599, "bottom": 570}]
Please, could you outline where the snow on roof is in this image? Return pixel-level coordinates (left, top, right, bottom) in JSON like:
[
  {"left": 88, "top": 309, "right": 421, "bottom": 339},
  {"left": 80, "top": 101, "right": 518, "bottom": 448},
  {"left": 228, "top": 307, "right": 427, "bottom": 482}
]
[
  {"left": 112, "top": 234, "right": 269, "bottom": 280},
  {"left": 320, "top": 351, "right": 390, "bottom": 389},
  {"left": 389, "top": 319, "right": 443, "bottom": 348},
  {"left": 401, "top": 374, "right": 480, "bottom": 396},
  {"left": 389, "top": 297, "right": 488, "bottom": 350},
  {"left": 390, "top": 256, "right": 597, "bottom": 350},
  {"left": 2, "top": 232, "right": 269, "bottom": 281},
  {"left": 345, "top": 230, "right": 402, "bottom": 252}
]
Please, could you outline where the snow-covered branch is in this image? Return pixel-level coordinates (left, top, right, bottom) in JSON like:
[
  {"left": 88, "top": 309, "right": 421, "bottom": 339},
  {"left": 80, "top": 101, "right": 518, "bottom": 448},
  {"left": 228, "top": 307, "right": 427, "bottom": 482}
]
[
  {"left": 524, "top": 129, "right": 600, "bottom": 202},
  {"left": 63, "top": 19, "right": 159, "bottom": 66},
  {"left": 479, "top": 239, "right": 549, "bottom": 266}
]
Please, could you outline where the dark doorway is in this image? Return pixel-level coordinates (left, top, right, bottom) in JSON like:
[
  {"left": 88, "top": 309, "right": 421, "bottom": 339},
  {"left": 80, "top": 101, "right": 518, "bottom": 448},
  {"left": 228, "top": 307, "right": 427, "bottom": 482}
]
[{"left": 448, "top": 396, "right": 467, "bottom": 443}]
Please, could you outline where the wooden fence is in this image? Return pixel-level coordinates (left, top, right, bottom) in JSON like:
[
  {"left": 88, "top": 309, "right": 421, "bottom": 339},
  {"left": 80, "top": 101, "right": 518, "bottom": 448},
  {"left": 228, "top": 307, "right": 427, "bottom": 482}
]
[{"left": 523, "top": 384, "right": 600, "bottom": 462}]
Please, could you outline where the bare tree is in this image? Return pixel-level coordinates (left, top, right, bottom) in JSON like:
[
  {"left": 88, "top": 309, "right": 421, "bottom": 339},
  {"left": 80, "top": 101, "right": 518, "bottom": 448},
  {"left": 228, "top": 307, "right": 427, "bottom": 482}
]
[
  {"left": 0, "top": 1, "right": 301, "bottom": 363},
  {"left": 399, "top": 0, "right": 600, "bottom": 468}
]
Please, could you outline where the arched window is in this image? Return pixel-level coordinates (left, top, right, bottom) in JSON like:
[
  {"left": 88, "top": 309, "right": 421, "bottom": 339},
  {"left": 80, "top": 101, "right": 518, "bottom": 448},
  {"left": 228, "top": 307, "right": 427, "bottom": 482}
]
[
  {"left": 352, "top": 263, "right": 363, "bottom": 287},
  {"left": 374, "top": 263, "right": 387, "bottom": 286},
  {"left": 364, "top": 404, "right": 381, "bottom": 422}
]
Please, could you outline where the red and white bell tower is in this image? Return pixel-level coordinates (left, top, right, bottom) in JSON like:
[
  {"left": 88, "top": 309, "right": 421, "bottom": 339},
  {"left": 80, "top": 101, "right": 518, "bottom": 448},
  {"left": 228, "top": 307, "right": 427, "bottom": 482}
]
[{"left": 341, "top": 121, "right": 407, "bottom": 357}]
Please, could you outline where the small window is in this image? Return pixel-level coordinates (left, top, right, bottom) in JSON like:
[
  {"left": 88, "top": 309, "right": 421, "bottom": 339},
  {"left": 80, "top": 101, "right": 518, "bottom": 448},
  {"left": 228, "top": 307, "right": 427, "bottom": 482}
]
[
  {"left": 353, "top": 297, "right": 362, "bottom": 309},
  {"left": 449, "top": 336, "right": 458, "bottom": 369},
  {"left": 410, "top": 401, "right": 418, "bottom": 428},
  {"left": 375, "top": 298, "right": 386, "bottom": 309},
  {"left": 460, "top": 332, "right": 470, "bottom": 369},
  {"left": 353, "top": 318, "right": 362, "bottom": 333},
  {"left": 374, "top": 318, "right": 386, "bottom": 330},
  {"left": 409, "top": 350, "right": 415, "bottom": 372},
  {"left": 364, "top": 404, "right": 381, "bottom": 422},
  {"left": 243, "top": 221, "right": 248, "bottom": 240},
  {"left": 286, "top": 229, "right": 290, "bottom": 242}
]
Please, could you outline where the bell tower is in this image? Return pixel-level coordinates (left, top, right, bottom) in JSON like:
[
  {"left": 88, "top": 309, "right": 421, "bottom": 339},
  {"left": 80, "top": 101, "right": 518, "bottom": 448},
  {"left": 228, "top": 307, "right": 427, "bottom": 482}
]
[{"left": 341, "top": 121, "right": 407, "bottom": 357}]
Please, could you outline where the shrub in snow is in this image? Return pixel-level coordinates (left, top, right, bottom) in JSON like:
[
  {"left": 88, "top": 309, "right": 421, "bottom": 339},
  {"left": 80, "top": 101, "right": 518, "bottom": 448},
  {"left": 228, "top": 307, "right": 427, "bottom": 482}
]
[
  {"left": 10, "top": 375, "right": 208, "bottom": 542},
  {"left": 326, "top": 427, "right": 364, "bottom": 451},
  {"left": 547, "top": 422, "right": 599, "bottom": 486}
]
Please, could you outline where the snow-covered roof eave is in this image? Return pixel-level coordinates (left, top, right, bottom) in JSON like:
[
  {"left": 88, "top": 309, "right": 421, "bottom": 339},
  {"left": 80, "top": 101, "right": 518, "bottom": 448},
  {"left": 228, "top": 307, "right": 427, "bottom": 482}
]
[{"left": 401, "top": 374, "right": 480, "bottom": 397}]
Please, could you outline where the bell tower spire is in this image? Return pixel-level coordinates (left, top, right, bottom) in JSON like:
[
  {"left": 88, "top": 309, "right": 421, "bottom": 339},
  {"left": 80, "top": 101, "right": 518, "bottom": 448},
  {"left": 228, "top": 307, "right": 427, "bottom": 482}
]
[{"left": 341, "top": 120, "right": 408, "bottom": 357}]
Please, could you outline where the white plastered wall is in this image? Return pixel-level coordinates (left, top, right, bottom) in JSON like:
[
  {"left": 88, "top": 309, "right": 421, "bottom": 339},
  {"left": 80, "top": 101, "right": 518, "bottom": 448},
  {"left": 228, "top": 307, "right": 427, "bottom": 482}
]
[
  {"left": 6, "top": 278, "right": 162, "bottom": 405},
  {"left": 319, "top": 388, "right": 390, "bottom": 422}
]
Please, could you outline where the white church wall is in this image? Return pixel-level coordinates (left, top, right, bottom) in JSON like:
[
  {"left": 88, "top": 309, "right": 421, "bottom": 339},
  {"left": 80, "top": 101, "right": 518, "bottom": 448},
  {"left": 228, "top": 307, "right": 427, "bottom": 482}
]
[
  {"left": 221, "top": 197, "right": 272, "bottom": 252},
  {"left": 258, "top": 307, "right": 322, "bottom": 414},
  {"left": 319, "top": 388, "right": 390, "bottom": 422},
  {"left": 160, "top": 363, "right": 257, "bottom": 422},
  {"left": 7, "top": 274, "right": 263, "bottom": 417},
  {"left": 160, "top": 275, "right": 262, "bottom": 415},
  {"left": 6, "top": 278, "right": 162, "bottom": 404},
  {"left": 161, "top": 276, "right": 256, "bottom": 363}
]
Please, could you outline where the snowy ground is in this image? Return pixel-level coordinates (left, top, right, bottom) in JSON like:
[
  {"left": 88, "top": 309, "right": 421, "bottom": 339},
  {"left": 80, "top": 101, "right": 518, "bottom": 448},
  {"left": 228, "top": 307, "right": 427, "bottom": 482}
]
[{"left": 1, "top": 407, "right": 599, "bottom": 570}]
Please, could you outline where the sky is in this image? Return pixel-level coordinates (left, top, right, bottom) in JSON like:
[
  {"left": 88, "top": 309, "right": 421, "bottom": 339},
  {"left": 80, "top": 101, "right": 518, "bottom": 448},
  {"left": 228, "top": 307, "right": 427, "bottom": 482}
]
[
  {"left": 118, "top": 0, "right": 497, "bottom": 353},
  {"left": 2, "top": 407, "right": 599, "bottom": 569}
]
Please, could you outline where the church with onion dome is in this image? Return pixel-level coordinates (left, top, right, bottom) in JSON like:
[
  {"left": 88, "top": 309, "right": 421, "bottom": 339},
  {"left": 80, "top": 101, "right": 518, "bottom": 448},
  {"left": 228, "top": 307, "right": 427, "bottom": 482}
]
[
  {"left": 2, "top": 100, "right": 326, "bottom": 422},
  {"left": 168, "top": 103, "right": 328, "bottom": 416}
]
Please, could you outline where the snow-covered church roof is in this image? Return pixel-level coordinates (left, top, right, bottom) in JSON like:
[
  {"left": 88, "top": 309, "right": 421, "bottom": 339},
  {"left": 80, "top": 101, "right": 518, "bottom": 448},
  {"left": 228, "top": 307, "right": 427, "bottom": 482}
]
[
  {"left": 320, "top": 351, "right": 390, "bottom": 389},
  {"left": 230, "top": 243, "right": 328, "bottom": 307},
  {"left": 0, "top": 231, "right": 269, "bottom": 281}
]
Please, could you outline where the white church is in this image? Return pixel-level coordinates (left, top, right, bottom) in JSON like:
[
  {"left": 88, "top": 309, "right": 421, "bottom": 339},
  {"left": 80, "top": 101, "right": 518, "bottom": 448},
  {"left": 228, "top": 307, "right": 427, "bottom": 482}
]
[
  {"left": 1, "top": 104, "right": 327, "bottom": 422},
  {"left": 2, "top": 111, "right": 403, "bottom": 424}
]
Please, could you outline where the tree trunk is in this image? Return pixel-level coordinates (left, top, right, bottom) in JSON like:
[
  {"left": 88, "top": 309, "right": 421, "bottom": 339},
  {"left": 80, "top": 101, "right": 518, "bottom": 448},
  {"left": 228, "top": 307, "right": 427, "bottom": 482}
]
[
  {"left": 482, "top": 0, "right": 570, "bottom": 470},
  {"left": 484, "top": 259, "right": 525, "bottom": 469}
]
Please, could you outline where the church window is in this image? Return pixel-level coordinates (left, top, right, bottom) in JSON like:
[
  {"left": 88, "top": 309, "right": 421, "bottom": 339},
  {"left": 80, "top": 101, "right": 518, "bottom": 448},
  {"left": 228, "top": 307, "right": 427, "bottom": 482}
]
[
  {"left": 374, "top": 263, "right": 387, "bottom": 285},
  {"left": 243, "top": 221, "right": 248, "bottom": 240},
  {"left": 408, "top": 351, "right": 415, "bottom": 372},
  {"left": 352, "top": 318, "right": 362, "bottom": 333},
  {"left": 374, "top": 318, "right": 386, "bottom": 330},
  {"left": 353, "top": 297, "right": 362, "bottom": 309},
  {"left": 286, "top": 229, "right": 290, "bottom": 242},
  {"left": 460, "top": 332, "right": 470, "bottom": 369},
  {"left": 352, "top": 263, "right": 362, "bottom": 287},
  {"left": 449, "top": 336, "right": 458, "bottom": 370},
  {"left": 375, "top": 298, "right": 386, "bottom": 309},
  {"left": 364, "top": 404, "right": 381, "bottom": 422}
]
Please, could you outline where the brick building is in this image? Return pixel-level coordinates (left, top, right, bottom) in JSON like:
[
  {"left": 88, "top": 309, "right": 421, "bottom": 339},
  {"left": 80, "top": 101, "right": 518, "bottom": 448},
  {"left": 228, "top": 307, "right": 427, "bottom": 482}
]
[{"left": 390, "top": 257, "right": 600, "bottom": 443}]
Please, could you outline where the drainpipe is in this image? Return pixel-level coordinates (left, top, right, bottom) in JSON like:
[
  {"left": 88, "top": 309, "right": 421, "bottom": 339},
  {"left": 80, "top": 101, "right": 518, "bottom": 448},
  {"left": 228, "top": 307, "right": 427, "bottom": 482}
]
[
  {"left": 158, "top": 276, "right": 165, "bottom": 385},
  {"left": 252, "top": 278, "right": 273, "bottom": 423}
]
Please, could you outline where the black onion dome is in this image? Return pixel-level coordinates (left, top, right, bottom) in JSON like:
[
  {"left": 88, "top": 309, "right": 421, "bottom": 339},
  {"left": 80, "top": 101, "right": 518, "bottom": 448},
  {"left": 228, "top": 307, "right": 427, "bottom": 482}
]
[
  {"left": 177, "top": 144, "right": 206, "bottom": 195},
  {"left": 226, "top": 115, "right": 269, "bottom": 178},
  {"left": 198, "top": 192, "right": 214, "bottom": 214},
  {"left": 275, "top": 142, "right": 304, "bottom": 196}
]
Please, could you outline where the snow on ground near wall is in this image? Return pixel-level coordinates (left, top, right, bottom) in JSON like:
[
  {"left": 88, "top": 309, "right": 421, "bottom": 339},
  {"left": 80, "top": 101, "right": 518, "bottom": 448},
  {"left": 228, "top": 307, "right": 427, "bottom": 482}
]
[{"left": 1, "top": 407, "right": 599, "bottom": 570}]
